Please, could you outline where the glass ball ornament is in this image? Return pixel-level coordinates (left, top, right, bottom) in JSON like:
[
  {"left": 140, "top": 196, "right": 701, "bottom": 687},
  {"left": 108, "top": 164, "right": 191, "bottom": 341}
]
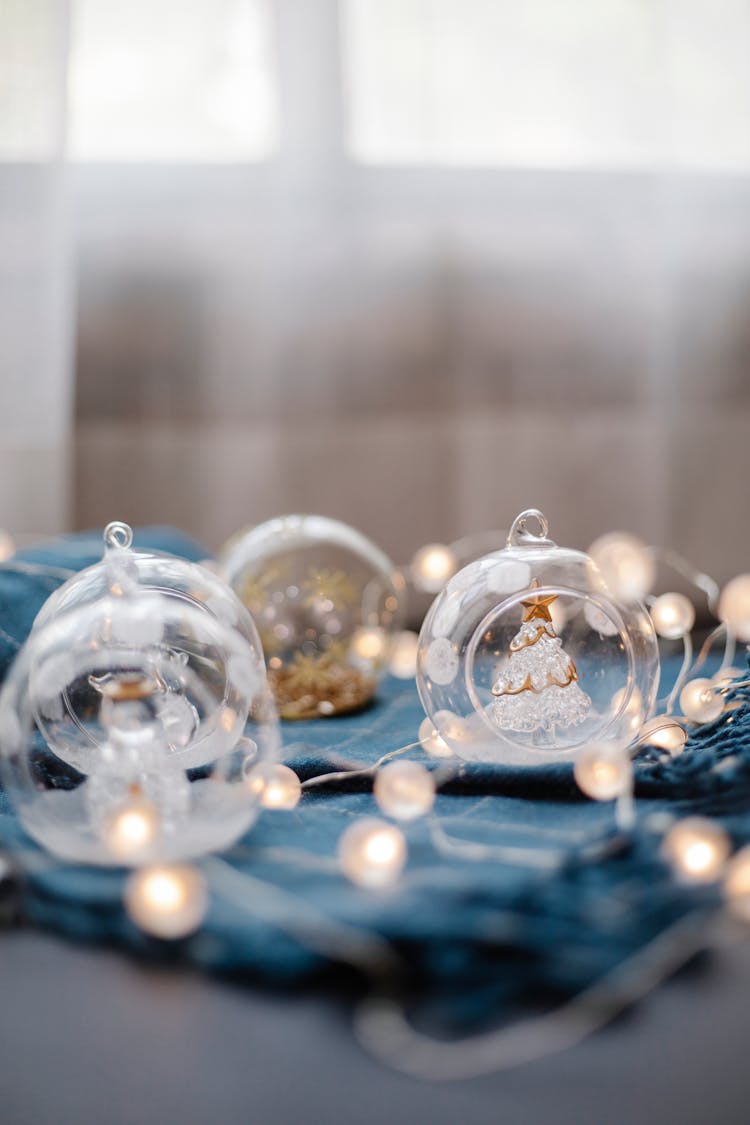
[
  {"left": 220, "top": 515, "right": 405, "bottom": 720},
  {"left": 416, "top": 509, "right": 660, "bottom": 765},
  {"left": 0, "top": 591, "right": 280, "bottom": 866},
  {"left": 26, "top": 521, "right": 273, "bottom": 775}
]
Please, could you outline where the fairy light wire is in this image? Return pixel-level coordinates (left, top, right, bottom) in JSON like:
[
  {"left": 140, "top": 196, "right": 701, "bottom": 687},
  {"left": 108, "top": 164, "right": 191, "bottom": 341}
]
[
  {"left": 665, "top": 633, "right": 693, "bottom": 717},
  {"left": 353, "top": 910, "right": 719, "bottom": 1082},
  {"left": 300, "top": 738, "right": 429, "bottom": 791}
]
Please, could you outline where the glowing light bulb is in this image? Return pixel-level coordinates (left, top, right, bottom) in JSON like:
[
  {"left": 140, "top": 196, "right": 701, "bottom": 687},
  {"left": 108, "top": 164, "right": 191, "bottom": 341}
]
[
  {"left": 679, "top": 678, "right": 724, "bottom": 724},
  {"left": 374, "top": 760, "right": 435, "bottom": 821},
  {"left": 574, "top": 743, "right": 631, "bottom": 801},
  {"left": 417, "top": 716, "right": 453, "bottom": 758},
  {"left": 588, "top": 532, "right": 655, "bottom": 601},
  {"left": 350, "top": 626, "right": 387, "bottom": 665},
  {"left": 718, "top": 574, "right": 750, "bottom": 642},
  {"left": 650, "top": 593, "right": 695, "bottom": 639},
  {"left": 639, "top": 716, "right": 687, "bottom": 755},
  {"left": 0, "top": 530, "right": 15, "bottom": 562},
  {"left": 411, "top": 544, "right": 457, "bottom": 594},
  {"left": 338, "top": 818, "right": 406, "bottom": 888},
  {"left": 124, "top": 864, "right": 208, "bottom": 938},
  {"left": 245, "top": 763, "right": 301, "bottom": 810},
  {"left": 662, "top": 817, "right": 729, "bottom": 883},
  {"left": 388, "top": 631, "right": 419, "bottom": 679},
  {"left": 103, "top": 799, "right": 159, "bottom": 860},
  {"left": 724, "top": 846, "right": 750, "bottom": 922}
]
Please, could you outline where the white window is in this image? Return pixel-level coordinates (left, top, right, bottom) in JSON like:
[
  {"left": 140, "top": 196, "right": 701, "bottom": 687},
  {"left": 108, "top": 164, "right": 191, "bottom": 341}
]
[
  {"left": 342, "top": 0, "right": 750, "bottom": 172},
  {"left": 68, "top": 0, "right": 279, "bottom": 161},
  {"left": 0, "top": 0, "right": 68, "bottom": 160}
]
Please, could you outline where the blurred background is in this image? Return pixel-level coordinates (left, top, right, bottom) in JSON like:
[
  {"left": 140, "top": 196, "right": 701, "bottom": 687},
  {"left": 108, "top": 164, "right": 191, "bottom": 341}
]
[{"left": 1, "top": 0, "right": 749, "bottom": 576}]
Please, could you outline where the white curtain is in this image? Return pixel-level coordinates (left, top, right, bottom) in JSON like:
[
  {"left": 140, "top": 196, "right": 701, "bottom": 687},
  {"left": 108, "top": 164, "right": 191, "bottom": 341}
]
[
  {"left": 0, "top": 0, "right": 75, "bottom": 536},
  {"left": 2, "top": 0, "right": 750, "bottom": 580}
]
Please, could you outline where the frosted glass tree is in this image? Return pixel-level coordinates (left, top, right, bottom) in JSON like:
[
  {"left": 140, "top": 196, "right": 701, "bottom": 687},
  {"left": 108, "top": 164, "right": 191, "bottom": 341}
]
[{"left": 490, "top": 581, "right": 590, "bottom": 733}]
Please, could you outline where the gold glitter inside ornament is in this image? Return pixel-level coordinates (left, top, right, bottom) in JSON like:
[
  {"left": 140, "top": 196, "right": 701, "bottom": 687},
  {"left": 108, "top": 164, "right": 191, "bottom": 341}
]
[
  {"left": 268, "top": 647, "right": 376, "bottom": 720},
  {"left": 220, "top": 515, "right": 404, "bottom": 720}
]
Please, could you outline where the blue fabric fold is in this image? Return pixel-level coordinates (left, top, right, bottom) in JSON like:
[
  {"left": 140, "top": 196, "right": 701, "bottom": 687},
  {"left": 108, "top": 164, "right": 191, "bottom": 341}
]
[{"left": 0, "top": 528, "right": 748, "bottom": 1028}]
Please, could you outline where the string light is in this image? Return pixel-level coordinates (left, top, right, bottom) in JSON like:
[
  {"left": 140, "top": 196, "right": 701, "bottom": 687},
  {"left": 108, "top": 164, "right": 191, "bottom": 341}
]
[
  {"left": 679, "top": 678, "right": 724, "bottom": 724},
  {"left": 411, "top": 544, "right": 457, "bottom": 594},
  {"left": 245, "top": 763, "right": 302, "bottom": 810},
  {"left": 103, "top": 799, "right": 159, "bottom": 860},
  {"left": 724, "top": 846, "right": 750, "bottom": 922},
  {"left": 350, "top": 626, "right": 387, "bottom": 664},
  {"left": 374, "top": 760, "right": 435, "bottom": 822},
  {"left": 638, "top": 716, "right": 687, "bottom": 755},
  {"left": 718, "top": 574, "right": 750, "bottom": 642},
  {"left": 124, "top": 864, "right": 208, "bottom": 938},
  {"left": 650, "top": 593, "right": 695, "bottom": 639},
  {"left": 338, "top": 818, "right": 407, "bottom": 888},
  {"left": 574, "top": 743, "right": 631, "bottom": 801},
  {"left": 662, "top": 818, "right": 730, "bottom": 884},
  {"left": 588, "top": 532, "right": 655, "bottom": 601},
  {"left": 418, "top": 715, "right": 458, "bottom": 758},
  {"left": 388, "top": 631, "right": 419, "bottom": 679}
]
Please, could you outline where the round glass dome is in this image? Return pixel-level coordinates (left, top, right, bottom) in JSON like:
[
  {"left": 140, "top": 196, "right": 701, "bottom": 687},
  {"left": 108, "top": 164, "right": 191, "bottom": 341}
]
[
  {"left": 0, "top": 592, "right": 279, "bottom": 865},
  {"left": 31, "top": 521, "right": 269, "bottom": 772},
  {"left": 220, "top": 515, "right": 405, "bottom": 719},
  {"left": 417, "top": 510, "right": 660, "bottom": 765}
]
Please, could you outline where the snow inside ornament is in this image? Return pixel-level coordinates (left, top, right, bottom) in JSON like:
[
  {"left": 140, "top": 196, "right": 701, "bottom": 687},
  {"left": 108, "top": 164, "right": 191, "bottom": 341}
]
[
  {"left": 220, "top": 515, "right": 405, "bottom": 719},
  {"left": 417, "top": 509, "right": 660, "bottom": 765},
  {"left": 0, "top": 591, "right": 280, "bottom": 866}
]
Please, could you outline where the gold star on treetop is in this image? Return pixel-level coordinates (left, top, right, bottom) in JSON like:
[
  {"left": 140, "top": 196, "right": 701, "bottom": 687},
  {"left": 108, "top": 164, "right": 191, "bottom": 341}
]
[{"left": 521, "top": 578, "right": 558, "bottom": 623}]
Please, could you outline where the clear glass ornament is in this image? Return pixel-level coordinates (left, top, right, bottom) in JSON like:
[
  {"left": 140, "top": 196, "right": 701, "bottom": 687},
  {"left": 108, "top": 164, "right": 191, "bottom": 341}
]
[
  {"left": 29, "top": 521, "right": 271, "bottom": 773},
  {"left": 0, "top": 544, "right": 279, "bottom": 866},
  {"left": 416, "top": 509, "right": 660, "bottom": 765},
  {"left": 220, "top": 515, "right": 405, "bottom": 719}
]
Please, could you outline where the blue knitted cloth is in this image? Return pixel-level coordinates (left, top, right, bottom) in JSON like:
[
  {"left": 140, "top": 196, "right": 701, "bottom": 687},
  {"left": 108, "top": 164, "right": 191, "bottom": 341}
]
[{"left": 1, "top": 530, "right": 748, "bottom": 1027}]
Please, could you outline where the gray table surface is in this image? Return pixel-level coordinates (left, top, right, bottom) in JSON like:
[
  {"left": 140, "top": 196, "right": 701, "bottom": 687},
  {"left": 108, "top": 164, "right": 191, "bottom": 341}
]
[{"left": 1, "top": 927, "right": 749, "bottom": 1125}]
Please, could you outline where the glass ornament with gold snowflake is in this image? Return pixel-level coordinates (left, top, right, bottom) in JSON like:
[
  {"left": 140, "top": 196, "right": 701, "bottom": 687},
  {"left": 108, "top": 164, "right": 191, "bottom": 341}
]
[{"left": 220, "top": 515, "right": 405, "bottom": 719}]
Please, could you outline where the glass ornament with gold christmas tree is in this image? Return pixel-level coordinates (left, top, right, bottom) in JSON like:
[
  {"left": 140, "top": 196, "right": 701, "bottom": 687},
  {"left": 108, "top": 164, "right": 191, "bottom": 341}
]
[
  {"left": 417, "top": 509, "right": 660, "bottom": 765},
  {"left": 220, "top": 515, "right": 405, "bottom": 720}
]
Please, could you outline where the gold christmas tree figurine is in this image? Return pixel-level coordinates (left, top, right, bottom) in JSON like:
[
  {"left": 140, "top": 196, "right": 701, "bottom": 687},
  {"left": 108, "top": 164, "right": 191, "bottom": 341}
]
[{"left": 490, "top": 581, "right": 590, "bottom": 733}]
